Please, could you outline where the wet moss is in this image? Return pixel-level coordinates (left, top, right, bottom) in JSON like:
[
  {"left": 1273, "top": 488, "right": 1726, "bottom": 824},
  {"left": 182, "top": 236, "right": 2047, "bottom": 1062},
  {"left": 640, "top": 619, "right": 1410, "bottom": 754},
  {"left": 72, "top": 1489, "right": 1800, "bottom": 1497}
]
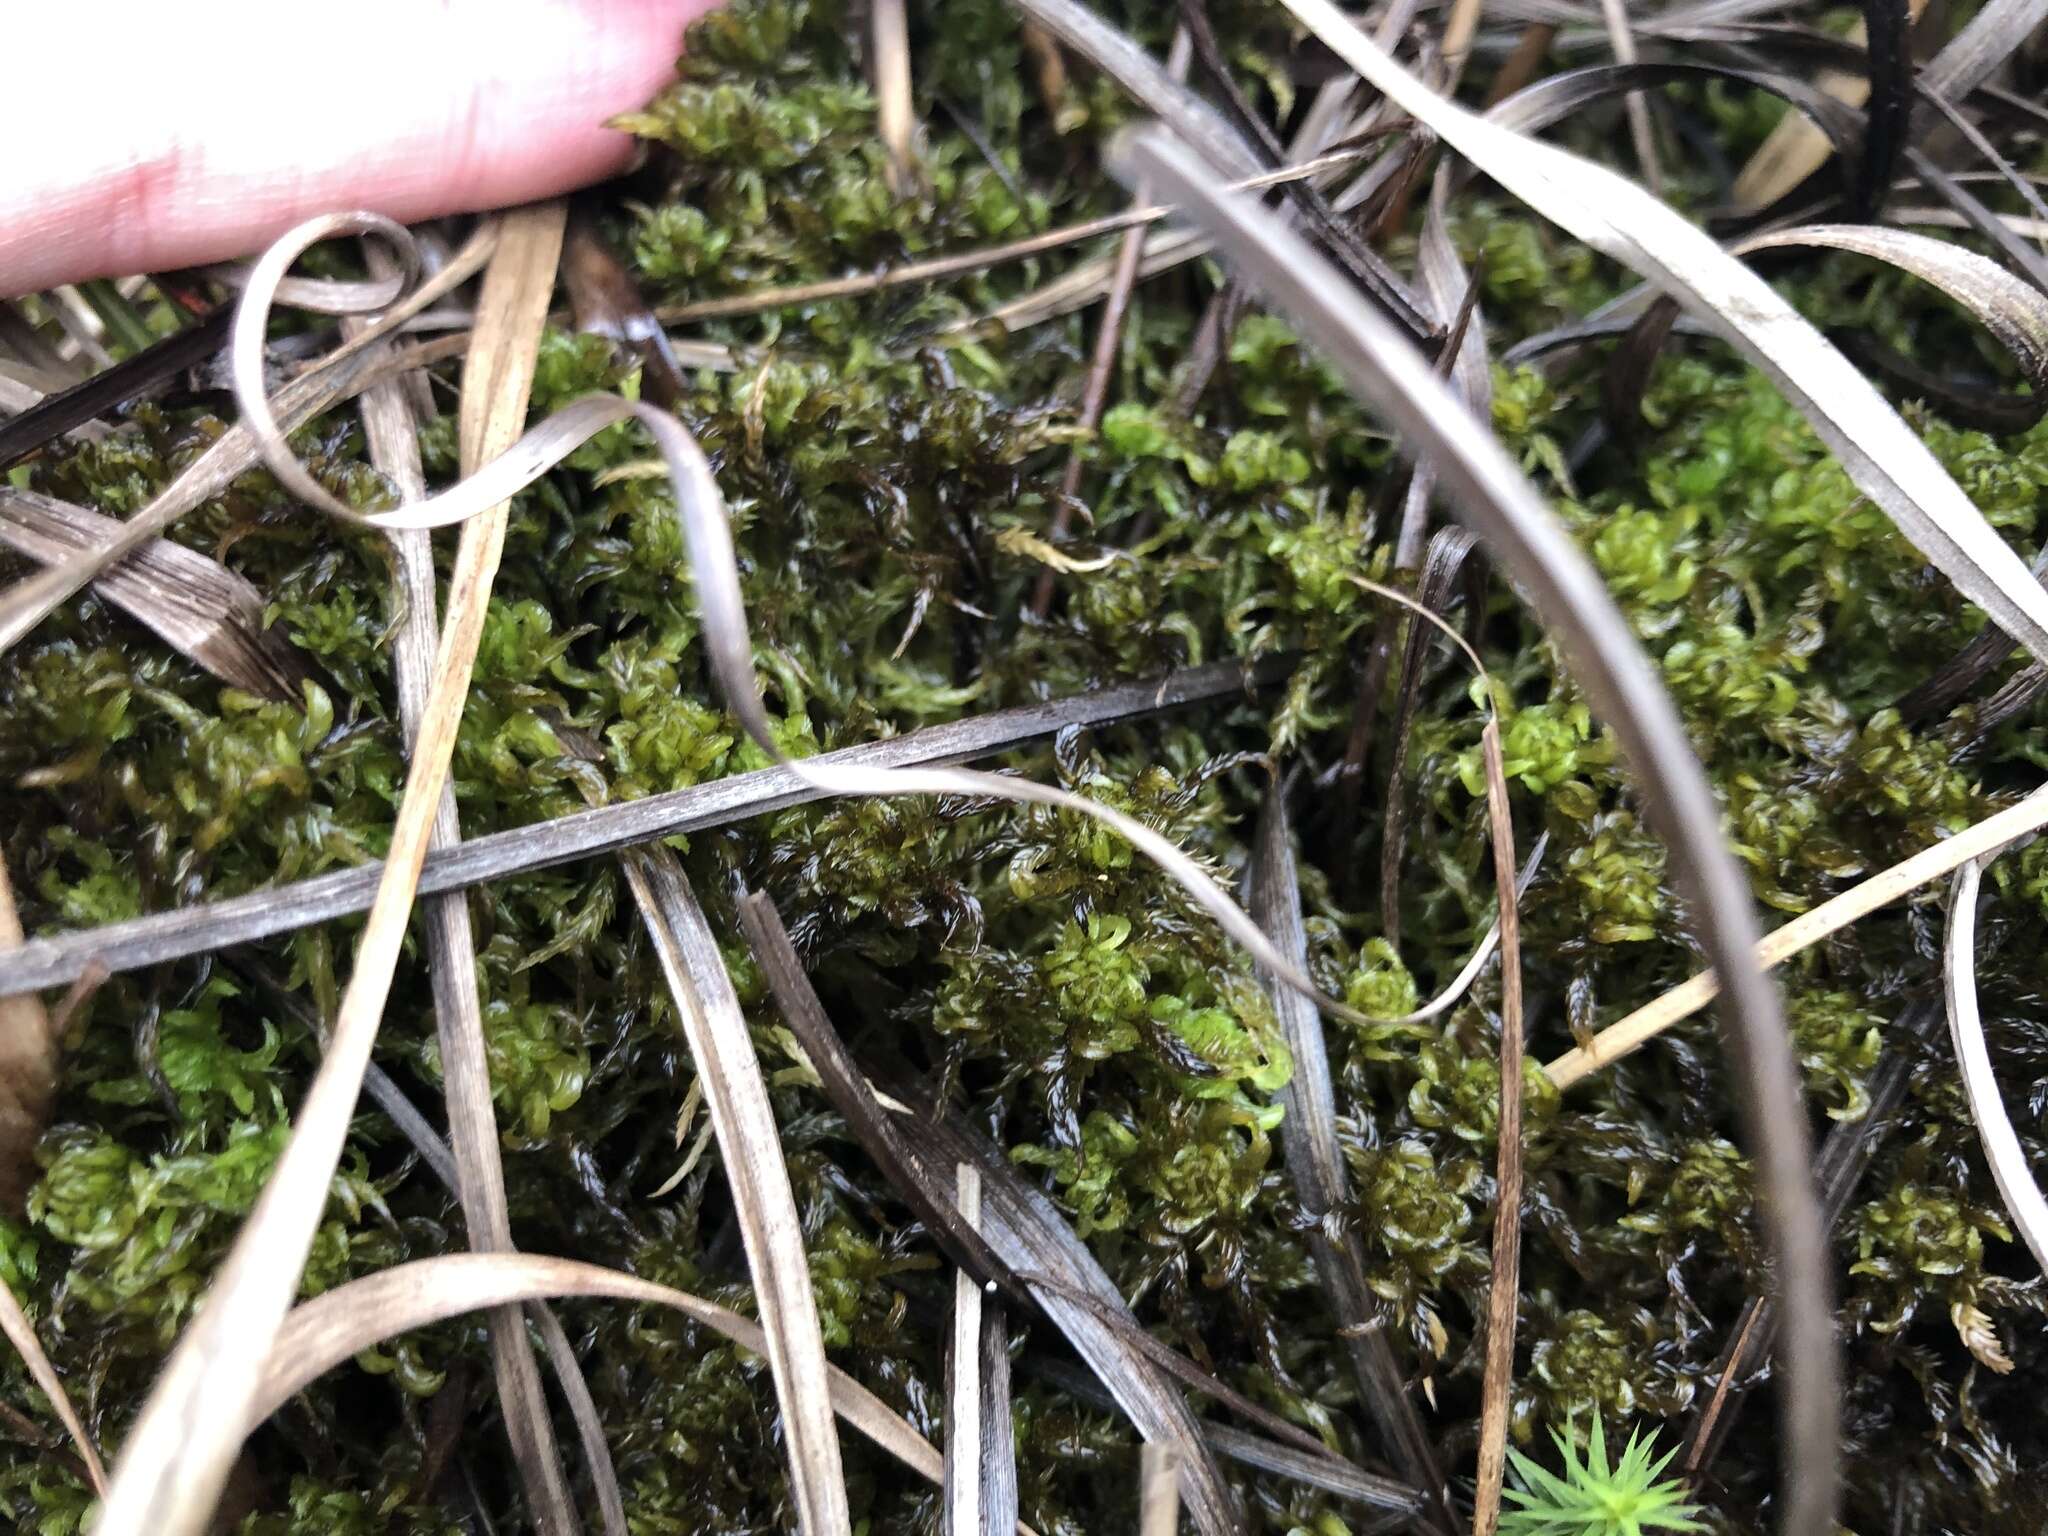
[{"left": 5, "top": 1, "right": 2048, "bottom": 1531}]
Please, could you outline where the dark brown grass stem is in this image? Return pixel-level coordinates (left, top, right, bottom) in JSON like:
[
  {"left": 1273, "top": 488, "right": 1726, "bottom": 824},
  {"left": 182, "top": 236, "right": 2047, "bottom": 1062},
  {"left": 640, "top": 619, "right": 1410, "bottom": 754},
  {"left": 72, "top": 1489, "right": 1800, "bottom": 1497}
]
[
  {"left": 1481, "top": 24, "right": 1558, "bottom": 109},
  {"left": 0, "top": 308, "right": 229, "bottom": 470}
]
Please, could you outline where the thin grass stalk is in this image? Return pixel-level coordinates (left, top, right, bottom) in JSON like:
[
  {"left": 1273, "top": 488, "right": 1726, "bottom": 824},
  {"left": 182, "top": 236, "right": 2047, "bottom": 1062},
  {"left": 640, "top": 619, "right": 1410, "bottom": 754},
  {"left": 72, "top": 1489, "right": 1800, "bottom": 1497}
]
[
  {"left": 1546, "top": 786, "right": 2048, "bottom": 1086},
  {"left": 247, "top": 1252, "right": 1036, "bottom": 1535},
  {"left": 0, "top": 656, "right": 1288, "bottom": 999},
  {"left": 1031, "top": 28, "right": 1191, "bottom": 619},
  {"left": 353, "top": 230, "right": 586, "bottom": 1536},
  {"left": 1248, "top": 792, "right": 1457, "bottom": 1536},
  {"left": 1595, "top": 0, "right": 1663, "bottom": 194},
  {"left": 945, "top": 1164, "right": 987, "bottom": 1536},
  {"left": 1471, "top": 721, "right": 1525, "bottom": 1536}
]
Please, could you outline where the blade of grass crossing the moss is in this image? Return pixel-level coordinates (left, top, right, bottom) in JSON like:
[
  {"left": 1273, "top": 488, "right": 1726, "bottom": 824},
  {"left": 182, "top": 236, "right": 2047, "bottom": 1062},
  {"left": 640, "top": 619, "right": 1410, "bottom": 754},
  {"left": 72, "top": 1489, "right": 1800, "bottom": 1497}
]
[
  {"left": 1110, "top": 117, "right": 1837, "bottom": 1536},
  {"left": 0, "top": 657, "right": 1289, "bottom": 999},
  {"left": 0, "top": 224, "right": 496, "bottom": 658},
  {"left": 245, "top": 1253, "right": 1037, "bottom": 1536},
  {"left": 1001, "top": 0, "right": 1433, "bottom": 337},
  {"left": 90, "top": 205, "right": 556, "bottom": 1536},
  {"left": 1031, "top": 27, "right": 1190, "bottom": 620},
  {"left": 1472, "top": 720, "right": 1526, "bottom": 1536},
  {"left": 1547, "top": 787, "right": 2048, "bottom": 1087},
  {"left": 1141, "top": 1444, "right": 1182, "bottom": 1536},
  {"left": 0, "top": 1280, "right": 107, "bottom": 1498},
  {"left": 944, "top": 1164, "right": 1004, "bottom": 1536},
  {"left": 881, "top": 1080, "right": 1245, "bottom": 1536},
  {"left": 1945, "top": 858, "right": 2048, "bottom": 1275},
  {"left": 1248, "top": 789, "right": 1458, "bottom": 1536},
  {"left": 0, "top": 489, "right": 313, "bottom": 702},
  {"left": 1920, "top": 0, "right": 2048, "bottom": 102},
  {"left": 1282, "top": 0, "right": 2048, "bottom": 671},
  {"left": 739, "top": 893, "right": 1018, "bottom": 1295},
  {"left": 352, "top": 231, "right": 588, "bottom": 1536},
  {"left": 1595, "top": 0, "right": 1662, "bottom": 193},
  {"left": 622, "top": 847, "right": 851, "bottom": 1536}
]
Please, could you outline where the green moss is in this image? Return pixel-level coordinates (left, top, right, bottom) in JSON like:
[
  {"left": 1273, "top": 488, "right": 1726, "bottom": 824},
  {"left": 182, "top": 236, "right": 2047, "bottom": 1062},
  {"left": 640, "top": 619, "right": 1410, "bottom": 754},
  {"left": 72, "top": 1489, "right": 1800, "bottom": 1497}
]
[{"left": 7, "top": 0, "right": 2048, "bottom": 1529}]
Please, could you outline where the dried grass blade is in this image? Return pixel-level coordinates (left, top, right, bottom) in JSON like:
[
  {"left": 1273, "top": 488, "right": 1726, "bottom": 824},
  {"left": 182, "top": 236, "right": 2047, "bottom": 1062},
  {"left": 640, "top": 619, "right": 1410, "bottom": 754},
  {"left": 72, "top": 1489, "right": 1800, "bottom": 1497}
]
[
  {"left": 0, "top": 308, "right": 229, "bottom": 469},
  {"left": 1944, "top": 858, "right": 2048, "bottom": 1274},
  {"left": 0, "top": 857, "right": 60, "bottom": 1218},
  {"left": 1471, "top": 721, "right": 1525, "bottom": 1536},
  {"left": 1733, "top": 224, "right": 2048, "bottom": 389},
  {"left": 873, "top": 0, "right": 918, "bottom": 192},
  {"left": 91, "top": 205, "right": 557, "bottom": 1536},
  {"left": 944, "top": 1164, "right": 1012, "bottom": 1536},
  {"left": 1920, "top": 0, "right": 2048, "bottom": 101},
  {"left": 0, "top": 487, "right": 312, "bottom": 701},
  {"left": 1140, "top": 1444, "right": 1182, "bottom": 1536},
  {"left": 353, "top": 235, "right": 586, "bottom": 1536},
  {"left": 529, "top": 1303, "right": 628, "bottom": 1536},
  {"left": 1003, "top": 0, "right": 1257, "bottom": 178},
  {"left": 1032, "top": 1353, "right": 1422, "bottom": 1520},
  {"left": 1200, "top": 1425, "right": 1419, "bottom": 1523},
  {"left": 738, "top": 893, "right": 1017, "bottom": 1292},
  {"left": 881, "top": 1081, "right": 1244, "bottom": 1536},
  {"left": 1547, "top": 787, "right": 2048, "bottom": 1087},
  {"left": 621, "top": 847, "right": 851, "bottom": 1536},
  {"left": 0, "top": 656, "right": 1285, "bottom": 999},
  {"left": 1307, "top": 12, "right": 2048, "bottom": 667},
  {"left": 1112, "top": 117, "right": 1837, "bottom": 1536},
  {"left": 236, "top": 954, "right": 624, "bottom": 1536},
  {"left": 248, "top": 1252, "right": 1037, "bottom": 1534},
  {"left": 0, "top": 1277, "right": 106, "bottom": 1498},
  {"left": 649, "top": 147, "right": 1367, "bottom": 328},
  {"left": 0, "top": 224, "right": 496, "bottom": 657},
  {"left": 1378, "top": 528, "right": 1479, "bottom": 950},
  {"left": 1032, "top": 28, "right": 1191, "bottom": 619},
  {"left": 1595, "top": 0, "right": 1663, "bottom": 194},
  {"left": 1247, "top": 792, "right": 1457, "bottom": 1536}
]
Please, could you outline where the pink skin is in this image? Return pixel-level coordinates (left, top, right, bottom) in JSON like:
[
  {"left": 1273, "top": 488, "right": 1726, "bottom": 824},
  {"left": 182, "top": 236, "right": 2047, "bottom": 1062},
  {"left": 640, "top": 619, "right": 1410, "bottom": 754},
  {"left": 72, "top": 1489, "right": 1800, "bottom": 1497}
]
[{"left": 0, "top": 0, "right": 716, "bottom": 298}]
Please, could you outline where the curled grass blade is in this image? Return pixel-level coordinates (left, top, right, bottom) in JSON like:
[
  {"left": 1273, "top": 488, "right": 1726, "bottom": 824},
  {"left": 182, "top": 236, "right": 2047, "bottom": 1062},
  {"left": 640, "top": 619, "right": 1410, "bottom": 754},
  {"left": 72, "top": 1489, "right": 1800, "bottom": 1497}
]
[
  {"left": 247, "top": 1252, "right": 1036, "bottom": 1535},
  {"left": 1945, "top": 858, "right": 2048, "bottom": 1275}
]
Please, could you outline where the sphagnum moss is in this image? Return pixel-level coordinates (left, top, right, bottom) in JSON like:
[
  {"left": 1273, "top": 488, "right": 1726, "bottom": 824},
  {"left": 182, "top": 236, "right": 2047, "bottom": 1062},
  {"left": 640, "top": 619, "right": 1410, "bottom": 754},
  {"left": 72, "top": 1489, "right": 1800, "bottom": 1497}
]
[{"left": 5, "top": 2, "right": 2048, "bottom": 1532}]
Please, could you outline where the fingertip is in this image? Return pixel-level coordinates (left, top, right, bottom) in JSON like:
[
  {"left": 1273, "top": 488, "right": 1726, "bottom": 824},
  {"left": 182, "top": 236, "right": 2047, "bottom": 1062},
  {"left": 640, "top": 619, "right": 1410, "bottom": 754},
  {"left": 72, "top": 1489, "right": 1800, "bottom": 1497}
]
[{"left": 0, "top": 0, "right": 714, "bottom": 297}]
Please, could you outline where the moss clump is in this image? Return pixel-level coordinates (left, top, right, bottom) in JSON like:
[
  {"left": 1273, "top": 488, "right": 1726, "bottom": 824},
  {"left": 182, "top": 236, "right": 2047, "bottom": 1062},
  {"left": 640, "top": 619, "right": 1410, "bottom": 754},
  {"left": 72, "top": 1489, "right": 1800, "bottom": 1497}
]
[{"left": 6, "top": 2, "right": 2048, "bottom": 1531}]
